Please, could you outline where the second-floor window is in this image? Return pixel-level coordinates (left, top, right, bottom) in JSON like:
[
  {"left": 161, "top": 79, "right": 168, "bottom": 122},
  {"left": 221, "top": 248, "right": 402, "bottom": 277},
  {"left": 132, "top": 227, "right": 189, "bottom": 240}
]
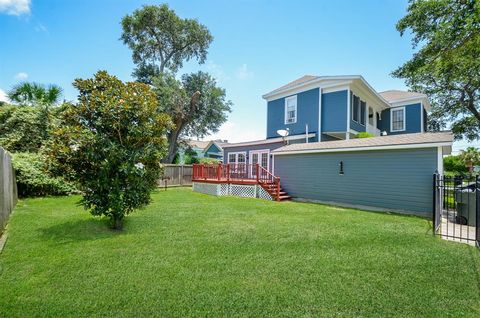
[
  {"left": 285, "top": 95, "right": 297, "bottom": 124},
  {"left": 391, "top": 107, "right": 406, "bottom": 132},
  {"left": 352, "top": 95, "right": 359, "bottom": 122},
  {"left": 351, "top": 93, "right": 366, "bottom": 126}
]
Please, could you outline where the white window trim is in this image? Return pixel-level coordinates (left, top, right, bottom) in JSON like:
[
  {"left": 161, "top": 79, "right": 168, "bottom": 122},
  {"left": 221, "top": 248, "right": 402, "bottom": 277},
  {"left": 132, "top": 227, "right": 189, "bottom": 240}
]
[
  {"left": 420, "top": 102, "right": 424, "bottom": 132},
  {"left": 284, "top": 95, "right": 297, "bottom": 125},
  {"left": 359, "top": 100, "right": 366, "bottom": 126},
  {"left": 249, "top": 149, "right": 270, "bottom": 171},
  {"left": 390, "top": 106, "right": 406, "bottom": 132},
  {"left": 227, "top": 151, "right": 247, "bottom": 164},
  {"left": 351, "top": 93, "right": 358, "bottom": 123}
]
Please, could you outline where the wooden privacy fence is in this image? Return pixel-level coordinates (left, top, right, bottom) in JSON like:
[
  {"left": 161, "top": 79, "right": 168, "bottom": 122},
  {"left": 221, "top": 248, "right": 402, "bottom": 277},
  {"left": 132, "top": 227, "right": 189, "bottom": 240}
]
[
  {"left": 160, "top": 164, "right": 193, "bottom": 187},
  {"left": 0, "top": 147, "right": 17, "bottom": 235}
]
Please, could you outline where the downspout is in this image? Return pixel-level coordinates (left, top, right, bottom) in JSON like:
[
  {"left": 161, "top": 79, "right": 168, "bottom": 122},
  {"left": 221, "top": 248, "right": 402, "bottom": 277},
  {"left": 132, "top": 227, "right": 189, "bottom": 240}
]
[
  {"left": 318, "top": 87, "right": 322, "bottom": 142},
  {"left": 306, "top": 124, "right": 309, "bottom": 143},
  {"left": 346, "top": 88, "right": 351, "bottom": 140}
]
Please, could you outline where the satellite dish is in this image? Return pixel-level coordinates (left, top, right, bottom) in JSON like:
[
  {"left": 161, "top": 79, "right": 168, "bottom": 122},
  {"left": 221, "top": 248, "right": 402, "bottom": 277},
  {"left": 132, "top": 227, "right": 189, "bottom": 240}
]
[{"left": 277, "top": 129, "right": 290, "bottom": 137}]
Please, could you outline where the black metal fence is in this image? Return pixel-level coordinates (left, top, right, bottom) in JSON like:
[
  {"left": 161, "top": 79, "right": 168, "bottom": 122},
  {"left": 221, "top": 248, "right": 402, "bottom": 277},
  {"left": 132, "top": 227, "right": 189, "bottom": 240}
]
[{"left": 433, "top": 174, "right": 479, "bottom": 246}]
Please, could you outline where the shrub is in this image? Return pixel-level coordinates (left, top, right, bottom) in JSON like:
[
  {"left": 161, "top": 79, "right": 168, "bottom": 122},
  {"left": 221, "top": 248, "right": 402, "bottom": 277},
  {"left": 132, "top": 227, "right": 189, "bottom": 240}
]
[
  {"left": 443, "top": 155, "right": 468, "bottom": 174},
  {"left": 356, "top": 132, "right": 375, "bottom": 138},
  {"left": 12, "top": 152, "right": 78, "bottom": 197},
  {"left": 48, "top": 71, "right": 173, "bottom": 229},
  {"left": 0, "top": 106, "right": 47, "bottom": 153},
  {"left": 199, "top": 157, "right": 220, "bottom": 164}
]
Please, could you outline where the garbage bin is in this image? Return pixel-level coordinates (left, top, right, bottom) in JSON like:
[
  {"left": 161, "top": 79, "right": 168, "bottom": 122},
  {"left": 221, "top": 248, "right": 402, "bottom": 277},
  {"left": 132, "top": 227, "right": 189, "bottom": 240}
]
[{"left": 455, "top": 186, "right": 476, "bottom": 226}]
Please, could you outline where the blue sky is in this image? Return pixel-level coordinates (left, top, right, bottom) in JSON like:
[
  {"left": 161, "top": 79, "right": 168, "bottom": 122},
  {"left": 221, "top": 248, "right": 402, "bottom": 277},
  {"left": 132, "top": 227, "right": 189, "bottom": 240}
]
[{"left": 0, "top": 0, "right": 477, "bottom": 152}]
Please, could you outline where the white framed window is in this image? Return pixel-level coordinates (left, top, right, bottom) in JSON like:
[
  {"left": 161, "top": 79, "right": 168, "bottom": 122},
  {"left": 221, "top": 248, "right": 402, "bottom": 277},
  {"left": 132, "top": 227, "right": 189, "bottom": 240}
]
[
  {"left": 249, "top": 149, "right": 270, "bottom": 170},
  {"left": 351, "top": 94, "right": 359, "bottom": 123},
  {"left": 284, "top": 95, "right": 297, "bottom": 124},
  {"left": 228, "top": 152, "right": 246, "bottom": 164},
  {"left": 390, "top": 107, "right": 406, "bottom": 132}
]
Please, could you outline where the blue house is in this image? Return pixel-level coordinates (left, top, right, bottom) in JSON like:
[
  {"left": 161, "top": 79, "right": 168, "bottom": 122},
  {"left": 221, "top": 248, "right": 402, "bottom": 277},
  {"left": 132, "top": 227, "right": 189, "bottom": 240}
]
[
  {"left": 178, "top": 139, "right": 229, "bottom": 163},
  {"left": 222, "top": 75, "right": 431, "bottom": 169},
  {"left": 194, "top": 75, "right": 452, "bottom": 216}
]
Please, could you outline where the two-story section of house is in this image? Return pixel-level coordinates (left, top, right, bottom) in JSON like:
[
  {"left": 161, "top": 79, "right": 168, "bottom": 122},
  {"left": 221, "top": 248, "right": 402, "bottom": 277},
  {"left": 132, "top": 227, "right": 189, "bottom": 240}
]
[{"left": 222, "top": 75, "right": 431, "bottom": 171}]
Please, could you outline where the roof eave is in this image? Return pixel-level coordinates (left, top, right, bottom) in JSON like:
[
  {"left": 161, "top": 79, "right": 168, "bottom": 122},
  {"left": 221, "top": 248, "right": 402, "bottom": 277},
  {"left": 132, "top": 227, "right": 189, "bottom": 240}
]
[{"left": 273, "top": 141, "right": 453, "bottom": 155}]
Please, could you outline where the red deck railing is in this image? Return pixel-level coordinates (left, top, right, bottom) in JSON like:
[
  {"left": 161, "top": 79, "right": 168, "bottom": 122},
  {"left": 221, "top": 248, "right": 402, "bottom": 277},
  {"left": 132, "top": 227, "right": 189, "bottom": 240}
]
[{"left": 192, "top": 163, "right": 281, "bottom": 201}]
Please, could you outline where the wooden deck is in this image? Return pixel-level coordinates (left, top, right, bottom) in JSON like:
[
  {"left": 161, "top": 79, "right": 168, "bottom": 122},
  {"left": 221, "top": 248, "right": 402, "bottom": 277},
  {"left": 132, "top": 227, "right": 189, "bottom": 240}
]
[{"left": 192, "top": 164, "right": 291, "bottom": 201}]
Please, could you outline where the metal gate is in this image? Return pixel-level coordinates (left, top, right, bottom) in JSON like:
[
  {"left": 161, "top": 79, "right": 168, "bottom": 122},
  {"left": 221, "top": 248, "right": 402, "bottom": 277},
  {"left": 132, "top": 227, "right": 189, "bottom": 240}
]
[{"left": 433, "top": 174, "right": 479, "bottom": 246}]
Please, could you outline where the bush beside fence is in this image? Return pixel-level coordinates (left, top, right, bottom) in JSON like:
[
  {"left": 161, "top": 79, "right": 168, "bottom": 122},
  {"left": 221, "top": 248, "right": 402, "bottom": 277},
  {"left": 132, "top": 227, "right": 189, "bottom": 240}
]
[{"left": 0, "top": 147, "right": 17, "bottom": 235}]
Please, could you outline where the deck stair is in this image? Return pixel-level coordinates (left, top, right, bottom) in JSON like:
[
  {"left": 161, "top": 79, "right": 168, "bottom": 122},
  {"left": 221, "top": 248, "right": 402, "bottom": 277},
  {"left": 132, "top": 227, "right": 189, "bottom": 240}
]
[
  {"left": 192, "top": 163, "right": 292, "bottom": 202},
  {"left": 260, "top": 182, "right": 292, "bottom": 201}
]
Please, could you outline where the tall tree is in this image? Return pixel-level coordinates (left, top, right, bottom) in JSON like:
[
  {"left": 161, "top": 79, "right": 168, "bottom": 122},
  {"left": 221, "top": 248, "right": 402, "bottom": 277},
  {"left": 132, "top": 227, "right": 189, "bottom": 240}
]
[
  {"left": 154, "top": 72, "right": 232, "bottom": 163},
  {"left": 458, "top": 147, "right": 480, "bottom": 173},
  {"left": 8, "top": 82, "right": 63, "bottom": 108},
  {"left": 121, "top": 4, "right": 231, "bottom": 163},
  {"left": 48, "top": 71, "right": 173, "bottom": 229},
  {"left": 121, "top": 4, "right": 213, "bottom": 80},
  {"left": 392, "top": 0, "right": 480, "bottom": 141},
  {"left": 7, "top": 82, "right": 63, "bottom": 140}
]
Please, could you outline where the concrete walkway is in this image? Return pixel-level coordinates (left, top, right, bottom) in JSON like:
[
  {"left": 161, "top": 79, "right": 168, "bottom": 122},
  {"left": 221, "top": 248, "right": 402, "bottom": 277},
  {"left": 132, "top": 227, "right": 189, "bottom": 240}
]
[{"left": 440, "top": 215, "right": 476, "bottom": 246}]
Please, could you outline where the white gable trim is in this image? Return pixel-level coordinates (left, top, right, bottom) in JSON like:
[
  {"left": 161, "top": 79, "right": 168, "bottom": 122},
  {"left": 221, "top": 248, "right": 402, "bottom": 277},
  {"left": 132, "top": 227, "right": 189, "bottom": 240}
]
[{"left": 388, "top": 96, "right": 431, "bottom": 111}]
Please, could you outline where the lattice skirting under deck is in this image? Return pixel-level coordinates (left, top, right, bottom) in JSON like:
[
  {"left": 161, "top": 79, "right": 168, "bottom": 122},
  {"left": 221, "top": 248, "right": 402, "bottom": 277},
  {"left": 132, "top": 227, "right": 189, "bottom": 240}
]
[{"left": 193, "top": 182, "right": 273, "bottom": 201}]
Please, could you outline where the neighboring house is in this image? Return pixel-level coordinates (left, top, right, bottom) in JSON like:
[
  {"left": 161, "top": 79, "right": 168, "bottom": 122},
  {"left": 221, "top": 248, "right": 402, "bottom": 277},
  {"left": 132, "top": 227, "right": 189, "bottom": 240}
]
[
  {"left": 194, "top": 74, "right": 453, "bottom": 217},
  {"left": 178, "top": 139, "right": 229, "bottom": 163}
]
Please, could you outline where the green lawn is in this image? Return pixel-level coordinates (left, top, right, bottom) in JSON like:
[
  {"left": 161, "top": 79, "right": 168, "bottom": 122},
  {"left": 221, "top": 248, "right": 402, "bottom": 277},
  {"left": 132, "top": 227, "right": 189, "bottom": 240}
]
[{"left": 1, "top": 188, "right": 479, "bottom": 317}]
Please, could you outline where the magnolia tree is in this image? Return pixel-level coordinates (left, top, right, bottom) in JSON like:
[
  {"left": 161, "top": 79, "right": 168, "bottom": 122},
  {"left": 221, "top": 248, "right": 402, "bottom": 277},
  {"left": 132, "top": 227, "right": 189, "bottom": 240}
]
[{"left": 48, "top": 71, "right": 172, "bottom": 229}]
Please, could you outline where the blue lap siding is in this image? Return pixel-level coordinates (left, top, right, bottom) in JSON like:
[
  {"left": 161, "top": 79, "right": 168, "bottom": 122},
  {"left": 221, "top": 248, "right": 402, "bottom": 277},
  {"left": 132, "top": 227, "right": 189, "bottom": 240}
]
[
  {"left": 378, "top": 103, "right": 424, "bottom": 135},
  {"left": 266, "top": 88, "right": 319, "bottom": 140},
  {"left": 321, "top": 90, "right": 348, "bottom": 133},
  {"left": 223, "top": 142, "right": 285, "bottom": 171},
  {"left": 274, "top": 147, "right": 437, "bottom": 216}
]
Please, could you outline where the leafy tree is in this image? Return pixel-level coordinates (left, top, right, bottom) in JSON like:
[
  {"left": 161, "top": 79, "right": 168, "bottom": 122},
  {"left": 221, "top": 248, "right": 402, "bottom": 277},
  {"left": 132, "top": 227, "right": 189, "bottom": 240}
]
[
  {"left": 458, "top": 147, "right": 480, "bottom": 173},
  {"left": 443, "top": 155, "right": 468, "bottom": 174},
  {"left": 48, "top": 71, "right": 173, "bottom": 229},
  {"left": 8, "top": 82, "right": 63, "bottom": 108},
  {"left": 153, "top": 72, "right": 232, "bottom": 163},
  {"left": 121, "top": 4, "right": 213, "bottom": 79},
  {"left": 183, "top": 146, "right": 199, "bottom": 164},
  {"left": 393, "top": 0, "right": 480, "bottom": 141},
  {"left": 0, "top": 106, "right": 47, "bottom": 152},
  {"left": 7, "top": 82, "right": 64, "bottom": 140}
]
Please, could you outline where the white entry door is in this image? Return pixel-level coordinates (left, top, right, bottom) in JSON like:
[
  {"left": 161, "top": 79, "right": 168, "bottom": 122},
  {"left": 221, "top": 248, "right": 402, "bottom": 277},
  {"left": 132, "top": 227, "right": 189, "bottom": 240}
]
[{"left": 249, "top": 150, "right": 269, "bottom": 176}]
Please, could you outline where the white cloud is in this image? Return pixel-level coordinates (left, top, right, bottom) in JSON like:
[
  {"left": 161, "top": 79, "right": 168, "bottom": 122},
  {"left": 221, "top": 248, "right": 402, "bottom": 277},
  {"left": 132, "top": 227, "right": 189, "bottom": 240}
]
[
  {"left": 235, "top": 64, "right": 253, "bottom": 80},
  {"left": 0, "top": 0, "right": 30, "bottom": 16},
  {"left": 0, "top": 89, "right": 9, "bottom": 103},
  {"left": 203, "top": 121, "right": 264, "bottom": 143},
  {"left": 14, "top": 72, "right": 28, "bottom": 80}
]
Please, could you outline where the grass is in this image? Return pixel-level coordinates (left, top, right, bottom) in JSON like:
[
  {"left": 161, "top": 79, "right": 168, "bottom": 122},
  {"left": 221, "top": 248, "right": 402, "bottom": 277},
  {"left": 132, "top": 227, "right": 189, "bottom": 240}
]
[{"left": 0, "top": 188, "right": 479, "bottom": 317}]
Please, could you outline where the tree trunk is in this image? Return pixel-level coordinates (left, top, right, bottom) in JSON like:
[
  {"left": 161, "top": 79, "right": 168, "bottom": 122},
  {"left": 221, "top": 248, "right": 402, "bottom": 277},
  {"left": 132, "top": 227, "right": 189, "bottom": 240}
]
[
  {"left": 162, "top": 128, "right": 181, "bottom": 163},
  {"left": 110, "top": 215, "right": 124, "bottom": 230},
  {"left": 161, "top": 91, "right": 201, "bottom": 164}
]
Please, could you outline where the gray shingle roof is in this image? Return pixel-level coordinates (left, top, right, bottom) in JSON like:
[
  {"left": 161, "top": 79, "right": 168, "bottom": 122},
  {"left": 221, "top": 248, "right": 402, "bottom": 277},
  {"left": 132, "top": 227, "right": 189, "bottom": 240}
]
[
  {"left": 273, "top": 132, "right": 453, "bottom": 154},
  {"left": 185, "top": 140, "right": 210, "bottom": 150},
  {"left": 379, "top": 90, "right": 426, "bottom": 102},
  {"left": 264, "top": 75, "right": 319, "bottom": 97}
]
